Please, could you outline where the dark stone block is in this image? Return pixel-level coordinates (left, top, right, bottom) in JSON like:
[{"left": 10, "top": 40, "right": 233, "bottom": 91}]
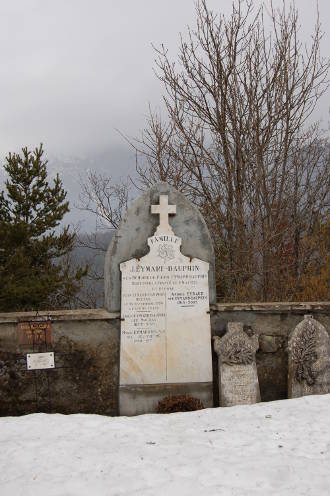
[{"left": 257, "top": 349, "right": 288, "bottom": 402}]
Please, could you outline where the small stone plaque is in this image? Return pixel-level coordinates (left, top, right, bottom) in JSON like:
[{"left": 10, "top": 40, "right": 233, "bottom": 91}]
[
  {"left": 26, "top": 352, "right": 55, "bottom": 370},
  {"left": 18, "top": 320, "right": 52, "bottom": 345},
  {"left": 214, "top": 322, "right": 260, "bottom": 407}
]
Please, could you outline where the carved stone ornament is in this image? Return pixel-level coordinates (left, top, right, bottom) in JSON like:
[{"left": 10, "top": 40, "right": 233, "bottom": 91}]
[
  {"left": 288, "top": 316, "right": 318, "bottom": 385},
  {"left": 213, "top": 322, "right": 259, "bottom": 365},
  {"left": 288, "top": 315, "right": 330, "bottom": 395},
  {"left": 157, "top": 243, "right": 175, "bottom": 263}
]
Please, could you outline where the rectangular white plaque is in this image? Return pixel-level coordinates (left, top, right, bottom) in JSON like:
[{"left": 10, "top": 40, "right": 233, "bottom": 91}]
[{"left": 26, "top": 352, "right": 55, "bottom": 370}]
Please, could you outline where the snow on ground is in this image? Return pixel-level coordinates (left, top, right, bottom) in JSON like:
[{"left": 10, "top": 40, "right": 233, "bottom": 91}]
[{"left": 0, "top": 395, "right": 329, "bottom": 496}]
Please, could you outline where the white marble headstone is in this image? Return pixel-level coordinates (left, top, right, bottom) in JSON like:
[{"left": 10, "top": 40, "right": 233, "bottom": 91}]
[{"left": 119, "top": 195, "right": 212, "bottom": 413}]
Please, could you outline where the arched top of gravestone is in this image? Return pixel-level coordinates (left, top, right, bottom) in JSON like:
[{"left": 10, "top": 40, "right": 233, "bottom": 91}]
[
  {"left": 289, "top": 315, "right": 329, "bottom": 344},
  {"left": 104, "top": 181, "right": 215, "bottom": 312}
]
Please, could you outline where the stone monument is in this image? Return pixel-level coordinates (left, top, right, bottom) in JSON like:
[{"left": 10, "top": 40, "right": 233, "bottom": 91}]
[
  {"left": 288, "top": 315, "right": 330, "bottom": 398},
  {"left": 105, "top": 183, "right": 214, "bottom": 415},
  {"left": 213, "top": 322, "right": 260, "bottom": 407}
]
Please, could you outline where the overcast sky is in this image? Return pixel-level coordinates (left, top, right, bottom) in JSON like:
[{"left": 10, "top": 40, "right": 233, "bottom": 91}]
[
  {"left": 0, "top": 0, "right": 329, "bottom": 159},
  {"left": 0, "top": 0, "right": 329, "bottom": 229}
]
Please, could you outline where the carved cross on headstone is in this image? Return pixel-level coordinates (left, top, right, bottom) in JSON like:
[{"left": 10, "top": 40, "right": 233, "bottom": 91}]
[{"left": 151, "top": 195, "right": 176, "bottom": 235}]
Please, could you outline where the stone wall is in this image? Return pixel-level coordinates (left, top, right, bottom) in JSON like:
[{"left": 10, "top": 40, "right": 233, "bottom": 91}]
[
  {"left": 0, "top": 303, "right": 329, "bottom": 416},
  {"left": 211, "top": 302, "right": 330, "bottom": 405},
  {"left": 0, "top": 309, "right": 120, "bottom": 416}
]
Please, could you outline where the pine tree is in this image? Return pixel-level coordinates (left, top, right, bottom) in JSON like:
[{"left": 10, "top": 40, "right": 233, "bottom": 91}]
[{"left": 0, "top": 144, "right": 87, "bottom": 311}]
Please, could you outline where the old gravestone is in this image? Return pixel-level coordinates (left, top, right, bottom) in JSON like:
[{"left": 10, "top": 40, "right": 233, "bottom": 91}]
[
  {"left": 104, "top": 182, "right": 215, "bottom": 415},
  {"left": 288, "top": 315, "right": 330, "bottom": 398},
  {"left": 213, "top": 322, "right": 260, "bottom": 407}
]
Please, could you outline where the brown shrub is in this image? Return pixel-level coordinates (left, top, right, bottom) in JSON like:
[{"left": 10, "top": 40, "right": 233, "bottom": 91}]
[{"left": 156, "top": 394, "right": 204, "bottom": 414}]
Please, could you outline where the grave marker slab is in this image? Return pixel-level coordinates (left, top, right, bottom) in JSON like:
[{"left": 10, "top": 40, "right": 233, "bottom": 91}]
[
  {"left": 288, "top": 315, "right": 330, "bottom": 398},
  {"left": 213, "top": 322, "right": 260, "bottom": 407},
  {"left": 117, "top": 189, "right": 213, "bottom": 415}
]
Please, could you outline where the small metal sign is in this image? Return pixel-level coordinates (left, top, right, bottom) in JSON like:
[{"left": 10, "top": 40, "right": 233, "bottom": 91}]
[
  {"left": 26, "top": 352, "right": 55, "bottom": 370},
  {"left": 18, "top": 320, "right": 52, "bottom": 345}
]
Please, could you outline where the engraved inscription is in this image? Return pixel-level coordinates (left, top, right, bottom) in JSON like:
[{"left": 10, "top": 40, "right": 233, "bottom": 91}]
[
  {"left": 121, "top": 257, "right": 209, "bottom": 346},
  {"left": 220, "top": 364, "right": 259, "bottom": 406},
  {"left": 18, "top": 320, "right": 52, "bottom": 345}
]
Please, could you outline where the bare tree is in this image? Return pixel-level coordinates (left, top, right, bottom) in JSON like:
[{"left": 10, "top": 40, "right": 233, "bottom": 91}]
[
  {"left": 79, "top": 171, "right": 129, "bottom": 231},
  {"left": 76, "top": 172, "right": 130, "bottom": 307},
  {"left": 133, "top": 0, "right": 330, "bottom": 301}
]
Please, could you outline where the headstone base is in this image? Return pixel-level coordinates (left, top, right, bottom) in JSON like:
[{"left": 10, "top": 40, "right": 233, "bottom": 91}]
[{"left": 119, "top": 382, "right": 213, "bottom": 416}]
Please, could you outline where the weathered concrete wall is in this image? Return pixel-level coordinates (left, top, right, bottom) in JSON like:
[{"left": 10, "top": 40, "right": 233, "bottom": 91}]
[
  {"left": 0, "top": 303, "right": 329, "bottom": 416},
  {"left": 0, "top": 310, "right": 120, "bottom": 416},
  {"left": 211, "top": 302, "right": 330, "bottom": 405}
]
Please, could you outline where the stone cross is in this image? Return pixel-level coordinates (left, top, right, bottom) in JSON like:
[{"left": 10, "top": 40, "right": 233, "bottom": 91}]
[{"left": 151, "top": 195, "right": 176, "bottom": 235}]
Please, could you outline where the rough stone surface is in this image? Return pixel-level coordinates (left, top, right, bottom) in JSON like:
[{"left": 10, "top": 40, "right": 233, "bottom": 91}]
[
  {"left": 211, "top": 304, "right": 330, "bottom": 338},
  {"left": 213, "top": 322, "right": 260, "bottom": 406},
  {"left": 288, "top": 315, "right": 330, "bottom": 398},
  {"left": 211, "top": 304, "right": 330, "bottom": 404},
  {"left": 104, "top": 182, "right": 216, "bottom": 312},
  {"left": 1, "top": 304, "right": 329, "bottom": 416},
  {"left": 0, "top": 310, "right": 120, "bottom": 416},
  {"left": 256, "top": 350, "right": 288, "bottom": 402},
  {"left": 259, "top": 335, "right": 283, "bottom": 353}
]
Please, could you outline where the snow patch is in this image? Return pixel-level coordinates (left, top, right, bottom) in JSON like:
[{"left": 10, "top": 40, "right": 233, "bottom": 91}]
[{"left": 0, "top": 395, "right": 329, "bottom": 495}]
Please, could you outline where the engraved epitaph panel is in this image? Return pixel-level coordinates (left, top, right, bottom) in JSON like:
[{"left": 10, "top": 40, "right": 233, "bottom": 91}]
[
  {"left": 288, "top": 315, "right": 330, "bottom": 398},
  {"left": 219, "top": 364, "right": 259, "bottom": 406},
  {"left": 120, "top": 195, "right": 212, "bottom": 390}
]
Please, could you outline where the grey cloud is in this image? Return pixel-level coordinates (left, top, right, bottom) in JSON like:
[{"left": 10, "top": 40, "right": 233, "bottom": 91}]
[{"left": 0, "top": 0, "right": 328, "bottom": 158}]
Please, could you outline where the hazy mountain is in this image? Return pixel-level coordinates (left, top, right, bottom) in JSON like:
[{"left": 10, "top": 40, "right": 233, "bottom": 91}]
[
  {"left": 47, "top": 145, "right": 136, "bottom": 231},
  {"left": 71, "top": 230, "right": 114, "bottom": 308}
]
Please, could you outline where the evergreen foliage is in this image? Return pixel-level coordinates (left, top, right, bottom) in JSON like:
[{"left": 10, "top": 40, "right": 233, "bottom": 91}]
[{"left": 0, "top": 144, "right": 87, "bottom": 311}]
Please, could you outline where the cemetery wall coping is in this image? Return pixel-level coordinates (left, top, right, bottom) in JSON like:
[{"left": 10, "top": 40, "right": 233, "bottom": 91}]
[
  {"left": 0, "top": 302, "right": 328, "bottom": 324},
  {"left": 0, "top": 308, "right": 120, "bottom": 324},
  {"left": 213, "top": 302, "right": 330, "bottom": 313}
]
